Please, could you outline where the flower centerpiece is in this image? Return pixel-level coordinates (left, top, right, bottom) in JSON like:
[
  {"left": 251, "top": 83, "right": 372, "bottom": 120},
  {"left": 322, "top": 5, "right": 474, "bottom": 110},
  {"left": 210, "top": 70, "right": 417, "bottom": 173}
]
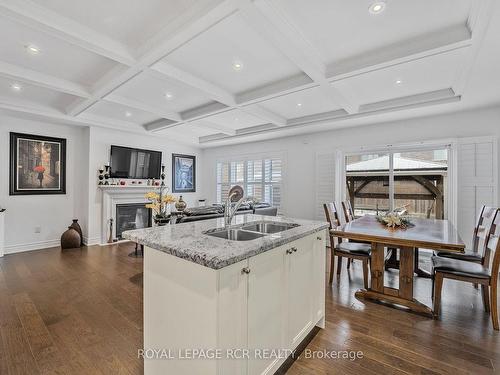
[
  {"left": 376, "top": 213, "right": 413, "bottom": 229},
  {"left": 145, "top": 186, "right": 177, "bottom": 225}
]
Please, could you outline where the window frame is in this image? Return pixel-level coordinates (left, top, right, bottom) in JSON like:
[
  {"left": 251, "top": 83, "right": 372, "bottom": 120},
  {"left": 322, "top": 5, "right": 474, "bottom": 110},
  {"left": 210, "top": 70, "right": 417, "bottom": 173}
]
[
  {"left": 215, "top": 151, "right": 286, "bottom": 212},
  {"left": 336, "top": 140, "right": 457, "bottom": 224}
]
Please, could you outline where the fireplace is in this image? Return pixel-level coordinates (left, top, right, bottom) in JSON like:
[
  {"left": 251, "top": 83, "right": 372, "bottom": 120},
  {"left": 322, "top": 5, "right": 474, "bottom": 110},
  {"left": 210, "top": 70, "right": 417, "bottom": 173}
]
[{"left": 116, "top": 203, "right": 152, "bottom": 240}]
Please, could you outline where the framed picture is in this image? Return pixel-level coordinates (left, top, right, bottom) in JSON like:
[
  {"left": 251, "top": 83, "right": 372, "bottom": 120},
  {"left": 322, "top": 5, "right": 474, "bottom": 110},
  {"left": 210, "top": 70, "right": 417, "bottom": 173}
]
[
  {"left": 9, "top": 132, "right": 66, "bottom": 195},
  {"left": 172, "top": 154, "right": 196, "bottom": 193}
]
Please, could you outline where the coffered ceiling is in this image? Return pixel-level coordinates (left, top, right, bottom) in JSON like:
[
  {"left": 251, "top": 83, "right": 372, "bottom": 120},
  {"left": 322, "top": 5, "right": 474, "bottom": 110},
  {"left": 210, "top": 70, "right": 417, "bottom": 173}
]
[{"left": 0, "top": 0, "right": 498, "bottom": 147}]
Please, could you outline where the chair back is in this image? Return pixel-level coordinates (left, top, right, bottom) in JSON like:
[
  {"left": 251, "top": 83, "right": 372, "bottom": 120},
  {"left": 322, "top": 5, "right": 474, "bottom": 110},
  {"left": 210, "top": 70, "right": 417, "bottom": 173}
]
[
  {"left": 484, "top": 209, "right": 500, "bottom": 271},
  {"left": 323, "top": 202, "right": 341, "bottom": 229},
  {"left": 341, "top": 201, "right": 355, "bottom": 222},
  {"left": 473, "top": 206, "right": 497, "bottom": 257}
]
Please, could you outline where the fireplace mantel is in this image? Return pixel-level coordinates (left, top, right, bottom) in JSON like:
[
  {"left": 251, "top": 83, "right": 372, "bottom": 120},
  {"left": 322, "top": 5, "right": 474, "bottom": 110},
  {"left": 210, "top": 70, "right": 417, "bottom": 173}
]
[{"left": 99, "top": 185, "right": 153, "bottom": 244}]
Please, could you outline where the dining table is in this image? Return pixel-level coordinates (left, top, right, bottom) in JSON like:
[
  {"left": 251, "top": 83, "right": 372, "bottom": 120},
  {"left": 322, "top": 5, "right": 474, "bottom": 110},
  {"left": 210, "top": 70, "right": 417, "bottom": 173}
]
[{"left": 331, "top": 215, "right": 465, "bottom": 317}]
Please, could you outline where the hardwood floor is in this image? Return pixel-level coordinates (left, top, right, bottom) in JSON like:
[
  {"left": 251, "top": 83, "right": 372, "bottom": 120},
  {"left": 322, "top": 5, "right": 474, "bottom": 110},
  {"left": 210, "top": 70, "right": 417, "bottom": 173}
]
[{"left": 0, "top": 243, "right": 499, "bottom": 374}]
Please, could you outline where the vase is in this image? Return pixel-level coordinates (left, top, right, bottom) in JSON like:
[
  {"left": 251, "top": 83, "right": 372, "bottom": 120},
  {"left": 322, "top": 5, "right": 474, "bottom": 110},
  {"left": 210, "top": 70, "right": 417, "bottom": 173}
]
[
  {"left": 69, "top": 219, "right": 84, "bottom": 246},
  {"left": 175, "top": 196, "right": 187, "bottom": 212},
  {"left": 61, "top": 227, "right": 81, "bottom": 250}
]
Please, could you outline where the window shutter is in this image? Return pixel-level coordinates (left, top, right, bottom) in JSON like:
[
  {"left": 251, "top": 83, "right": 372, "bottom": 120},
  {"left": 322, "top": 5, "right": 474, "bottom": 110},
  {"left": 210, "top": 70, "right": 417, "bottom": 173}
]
[
  {"left": 457, "top": 137, "right": 497, "bottom": 248},
  {"left": 315, "top": 152, "right": 336, "bottom": 220}
]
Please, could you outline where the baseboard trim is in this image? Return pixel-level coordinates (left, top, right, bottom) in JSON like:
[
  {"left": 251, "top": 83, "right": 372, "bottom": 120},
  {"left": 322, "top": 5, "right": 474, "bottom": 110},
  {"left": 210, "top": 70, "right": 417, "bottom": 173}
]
[
  {"left": 5, "top": 239, "right": 61, "bottom": 254},
  {"left": 83, "top": 236, "right": 100, "bottom": 246}
]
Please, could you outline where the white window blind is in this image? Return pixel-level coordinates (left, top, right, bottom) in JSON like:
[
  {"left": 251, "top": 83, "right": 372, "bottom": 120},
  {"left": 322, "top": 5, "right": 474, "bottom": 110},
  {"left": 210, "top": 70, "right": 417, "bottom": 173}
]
[
  {"left": 457, "top": 137, "right": 497, "bottom": 249},
  {"left": 315, "top": 152, "right": 336, "bottom": 220},
  {"left": 216, "top": 158, "right": 282, "bottom": 208}
]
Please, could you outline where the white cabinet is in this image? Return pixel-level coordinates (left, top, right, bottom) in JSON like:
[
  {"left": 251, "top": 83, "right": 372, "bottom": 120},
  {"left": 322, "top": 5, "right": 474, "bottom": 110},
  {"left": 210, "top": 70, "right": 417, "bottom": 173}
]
[
  {"left": 247, "top": 244, "right": 287, "bottom": 375},
  {"left": 143, "top": 230, "right": 327, "bottom": 375},
  {"left": 286, "top": 236, "right": 314, "bottom": 348}
]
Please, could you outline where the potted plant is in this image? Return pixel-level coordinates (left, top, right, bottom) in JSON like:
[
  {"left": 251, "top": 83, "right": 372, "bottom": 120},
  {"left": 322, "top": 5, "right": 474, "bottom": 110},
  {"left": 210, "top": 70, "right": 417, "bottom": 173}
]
[{"left": 145, "top": 187, "right": 177, "bottom": 226}]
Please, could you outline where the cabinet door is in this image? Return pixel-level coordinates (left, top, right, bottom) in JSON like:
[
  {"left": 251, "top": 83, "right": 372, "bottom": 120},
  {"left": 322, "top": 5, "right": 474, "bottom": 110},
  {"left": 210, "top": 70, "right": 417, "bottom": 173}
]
[
  {"left": 312, "top": 231, "right": 326, "bottom": 327},
  {"left": 218, "top": 260, "right": 249, "bottom": 375},
  {"left": 247, "top": 246, "right": 287, "bottom": 375},
  {"left": 286, "top": 236, "right": 314, "bottom": 348}
]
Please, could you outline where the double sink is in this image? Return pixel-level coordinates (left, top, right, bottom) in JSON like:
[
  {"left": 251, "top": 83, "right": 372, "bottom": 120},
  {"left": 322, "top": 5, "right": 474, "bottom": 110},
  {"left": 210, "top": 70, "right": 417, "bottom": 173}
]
[{"left": 205, "top": 221, "right": 299, "bottom": 241}]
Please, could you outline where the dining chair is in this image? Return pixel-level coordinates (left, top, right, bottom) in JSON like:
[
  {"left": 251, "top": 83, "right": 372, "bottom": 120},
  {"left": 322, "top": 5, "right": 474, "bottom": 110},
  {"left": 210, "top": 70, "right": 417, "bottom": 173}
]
[
  {"left": 341, "top": 200, "right": 355, "bottom": 222},
  {"left": 435, "top": 205, "right": 497, "bottom": 263},
  {"left": 431, "top": 208, "right": 500, "bottom": 330},
  {"left": 324, "top": 202, "right": 371, "bottom": 287}
]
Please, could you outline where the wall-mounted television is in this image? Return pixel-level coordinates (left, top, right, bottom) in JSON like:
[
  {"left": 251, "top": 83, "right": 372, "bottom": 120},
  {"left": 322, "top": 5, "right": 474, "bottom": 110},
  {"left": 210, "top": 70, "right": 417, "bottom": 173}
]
[{"left": 110, "top": 145, "right": 162, "bottom": 179}]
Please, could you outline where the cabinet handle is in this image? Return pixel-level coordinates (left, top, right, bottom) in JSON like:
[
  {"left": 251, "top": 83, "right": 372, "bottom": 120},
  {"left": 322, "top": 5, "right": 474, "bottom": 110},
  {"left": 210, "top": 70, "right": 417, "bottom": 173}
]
[
  {"left": 292, "top": 247, "right": 297, "bottom": 253},
  {"left": 241, "top": 267, "right": 251, "bottom": 274},
  {"left": 286, "top": 249, "right": 293, "bottom": 255}
]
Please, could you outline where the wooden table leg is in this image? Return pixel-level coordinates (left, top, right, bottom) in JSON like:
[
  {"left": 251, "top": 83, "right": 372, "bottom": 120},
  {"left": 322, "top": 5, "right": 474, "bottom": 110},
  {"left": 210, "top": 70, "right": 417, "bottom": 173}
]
[
  {"left": 399, "top": 246, "right": 414, "bottom": 300},
  {"left": 356, "top": 243, "right": 433, "bottom": 317}
]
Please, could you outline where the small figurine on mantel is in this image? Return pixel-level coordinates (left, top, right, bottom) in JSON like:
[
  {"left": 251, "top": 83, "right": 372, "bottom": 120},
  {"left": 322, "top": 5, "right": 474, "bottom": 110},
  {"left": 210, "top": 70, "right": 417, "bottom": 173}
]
[{"left": 98, "top": 166, "right": 105, "bottom": 185}]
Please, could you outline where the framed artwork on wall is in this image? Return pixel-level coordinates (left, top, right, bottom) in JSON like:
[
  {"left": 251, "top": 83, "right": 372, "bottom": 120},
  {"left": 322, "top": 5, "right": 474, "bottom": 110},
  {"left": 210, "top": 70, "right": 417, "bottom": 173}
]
[
  {"left": 172, "top": 154, "right": 196, "bottom": 193},
  {"left": 9, "top": 132, "right": 66, "bottom": 195}
]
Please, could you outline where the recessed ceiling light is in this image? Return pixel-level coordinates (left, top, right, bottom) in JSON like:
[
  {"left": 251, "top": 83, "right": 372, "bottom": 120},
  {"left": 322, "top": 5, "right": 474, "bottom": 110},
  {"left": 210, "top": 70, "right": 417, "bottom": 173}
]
[
  {"left": 165, "top": 92, "right": 174, "bottom": 100},
  {"left": 232, "top": 60, "right": 243, "bottom": 71},
  {"left": 25, "top": 44, "right": 41, "bottom": 55},
  {"left": 11, "top": 83, "right": 23, "bottom": 91},
  {"left": 369, "top": 1, "right": 386, "bottom": 14},
  {"left": 297, "top": 103, "right": 302, "bottom": 107},
  {"left": 395, "top": 79, "right": 402, "bottom": 85},
  {"left": 125, "top": 111, "right": 132, "bottom": 117}
]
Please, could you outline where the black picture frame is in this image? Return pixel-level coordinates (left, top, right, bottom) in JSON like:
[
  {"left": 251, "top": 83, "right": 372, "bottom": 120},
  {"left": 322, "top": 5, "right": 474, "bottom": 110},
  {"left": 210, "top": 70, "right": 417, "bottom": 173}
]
[
  {"left": 9, "top": 132, "right": 67, "bottom": 195},
  {"left": 172, "top": 154, "right": 196, "bottom": 193}
]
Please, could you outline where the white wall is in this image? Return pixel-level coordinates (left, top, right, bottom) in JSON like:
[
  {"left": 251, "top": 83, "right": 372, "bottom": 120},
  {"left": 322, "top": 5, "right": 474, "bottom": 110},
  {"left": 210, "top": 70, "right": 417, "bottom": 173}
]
[
  {"left": 85, "top": 126, "right": 204, "bottom": 244},
  {"left": 202, "top": 106, "right": 500, "bottom": 220},
  {"left": 0, "top": 117, "right": 205, "bottom": 253},
  {"left": 0, "top": 116, "right": 88, "bottom": 253}
]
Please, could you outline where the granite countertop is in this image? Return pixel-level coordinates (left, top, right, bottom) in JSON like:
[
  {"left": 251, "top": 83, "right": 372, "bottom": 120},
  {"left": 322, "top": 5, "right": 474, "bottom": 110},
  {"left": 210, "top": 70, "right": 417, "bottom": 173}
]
[{"left": 122, "top": 214, "right": 329, "bottom": 270}]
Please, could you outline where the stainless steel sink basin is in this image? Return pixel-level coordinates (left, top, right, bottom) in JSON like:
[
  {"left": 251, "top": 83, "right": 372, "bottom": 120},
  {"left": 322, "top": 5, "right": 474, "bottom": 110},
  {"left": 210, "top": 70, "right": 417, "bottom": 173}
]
[
  {"left": 241, "top": 222, "right": 299, "bottom": 234},
  {"left": 205, "top": 228, "right": 265, "bottom": 241}
]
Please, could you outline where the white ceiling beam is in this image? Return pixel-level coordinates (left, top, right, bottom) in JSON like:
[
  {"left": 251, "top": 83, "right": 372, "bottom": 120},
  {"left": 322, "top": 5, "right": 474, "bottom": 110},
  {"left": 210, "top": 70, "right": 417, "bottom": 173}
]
[
  {"left": 453, "top": 0, "right": 495, "bottom": 95},
  {"left": 0, "top": 97, "right": 145, "bottom": 132},
  {"left": 65, "top": 0, "right": 235, "bottom": 120},
  {"left": 66, "top": 65, "right": 142, "bottom": 116},
  {"left": 144, "top": 119, "right": 177, "bottom": 132},
  {"left": 0, "top": 60, "right": 91, "bottom": 98},
  {"left": 150, "top": 62, "right": 288, "bottom": 127},
  {"left": 150, "top": 62, "right": 236, "bottom": 106},
  {"left": 0, "top": 0, "right": 136, "bottom": 66},
  {"left": 104, "top": 94, "right": 182, "bottom": 122},
  {"left": 199, "top": 95, "right": 462, "bottom": 144},
  {"left": 234, "top": 0, "right": 359, "bottom": 114},
  {"left": 359, "top": 88, "right": 456, "bottom": 113},
  {"left": 241, "top": 104, "right": 287, "bottom": 126},
  {"left": 236, "top": 74, "right": 314, "bottom": 105},
  {"left": 191, "top": 120, "right": 237, "bottom": 136},
  {"left": 327, "top": 25, "right": 472, "bottom": 81}
]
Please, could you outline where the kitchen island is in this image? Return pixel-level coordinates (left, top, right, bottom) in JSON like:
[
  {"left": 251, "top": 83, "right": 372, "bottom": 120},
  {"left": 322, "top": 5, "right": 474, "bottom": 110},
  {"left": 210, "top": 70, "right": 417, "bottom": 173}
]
[{"left": 123, "top": 214, "right": 328, "bottom": 375}]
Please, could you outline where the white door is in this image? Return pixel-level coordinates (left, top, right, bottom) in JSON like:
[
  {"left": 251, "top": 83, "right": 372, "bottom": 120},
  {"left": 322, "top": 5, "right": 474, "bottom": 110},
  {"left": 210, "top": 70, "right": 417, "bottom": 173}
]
[
  {"left": 218, "top": 260, "right": 249, "bottom": 375},
  {"left": 286, "top": 236, "right": 314, "bottom": 348},
  {"left": 247, "top": 245, "right": 287, "bottom": 375}
]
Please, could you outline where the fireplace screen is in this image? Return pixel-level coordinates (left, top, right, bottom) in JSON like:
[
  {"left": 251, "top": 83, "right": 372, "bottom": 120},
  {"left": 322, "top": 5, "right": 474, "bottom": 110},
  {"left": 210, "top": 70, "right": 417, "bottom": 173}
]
[{"left": 116, "top": 203, "right": 152, "bottom": 240}]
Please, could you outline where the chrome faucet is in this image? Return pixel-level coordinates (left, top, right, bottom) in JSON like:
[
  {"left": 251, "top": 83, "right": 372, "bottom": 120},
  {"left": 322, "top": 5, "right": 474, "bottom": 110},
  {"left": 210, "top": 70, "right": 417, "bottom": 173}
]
[{"left": 224, "top": 185, "right": 246, "bottom": 228}]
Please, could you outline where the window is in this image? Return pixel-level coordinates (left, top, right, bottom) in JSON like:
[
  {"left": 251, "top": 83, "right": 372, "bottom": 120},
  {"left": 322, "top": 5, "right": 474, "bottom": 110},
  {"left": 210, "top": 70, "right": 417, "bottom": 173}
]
[
  {"left": 217, "top": 158, "right": 282, "bottom": 208},
  {"left": 345, "top": 147, "right": 449, "bottom": 219}
]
